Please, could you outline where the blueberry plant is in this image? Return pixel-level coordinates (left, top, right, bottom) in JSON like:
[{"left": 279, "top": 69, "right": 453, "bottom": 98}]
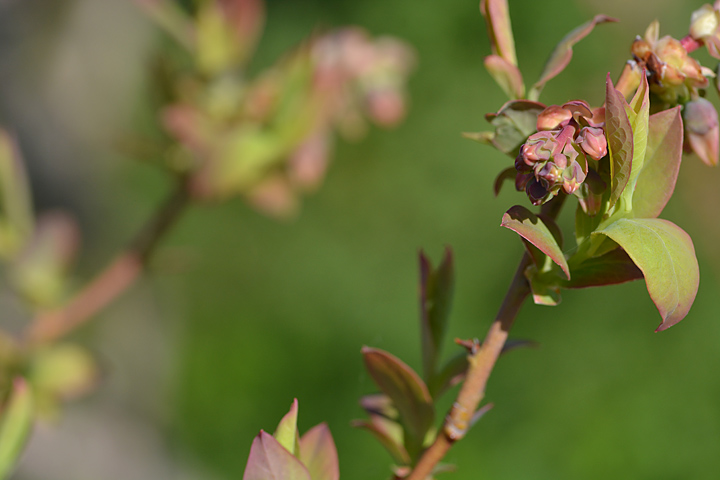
[{"left": 0, "top": 0, "right": 717, "bottom": 479}]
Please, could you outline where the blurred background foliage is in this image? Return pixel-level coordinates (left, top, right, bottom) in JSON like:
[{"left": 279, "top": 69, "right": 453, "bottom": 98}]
[{"left": 0, "top": 0, "right": 719, "bottom": 479}]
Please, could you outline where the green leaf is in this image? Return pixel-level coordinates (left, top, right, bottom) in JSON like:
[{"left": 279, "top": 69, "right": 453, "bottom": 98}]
[
  {"left": 428, "top": 352, "right": 467, "bottom": 399},
  {"left": 243, "top": 431, "right": 311, "bottom": 480},
  {"left": 0, "top": 130, "right": 34, "bottom": 260},
  {"left": 351, "top": 416, "right": 410, "bottom": 465},
  {"left": 299, "top": 423, "right": 339, "bottom": 480},
  {"left": 563, "top": 248, "right": 643, "bottom": 289},
  {"left": 274, "top": 398, "right": 300, "bottom": 456},
  {"left": 501, "top": 205, "right": 569, "bottom": 279},
  {"left": 622, "top": 72, "right": 650, "bottom": 205},
  {"left": 525, "top": 264, "right": 562, "bottom": 305},
  {"left": 0, "top": 378, "right": 34, "bottom": 480},
  {"left": 595, "top": 218, "right": 699, "bottom": 331},
  {"left": 480, "top": 0, "right": 518, "bottom": 66},
  {"left": 484, "top": 55, "right": 525, "bottom": 99},
  {"left": 529, "top": 15, "right": 617, "bottom": 100},
  {"left": 361, "top": 347, "right": 434, "bottom": 459},
  {"left": 485, "top": 100, "right": 546, "bottom": 156},
  {"left": 605, "top": 74, "right": 634, "bottom": 209},
  {"left": 419, "top": 248, "right": 454, "bottom": 382},
  {"left": 632, "top": 107, "right": 683, "bottom": 218}
]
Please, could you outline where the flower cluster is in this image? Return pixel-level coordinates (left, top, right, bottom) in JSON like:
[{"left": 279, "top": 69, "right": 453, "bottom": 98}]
[
  {"left": 629, "top": 21, "right": 712, "bottom": 106},
  {"left": 515, "top": 101, "right": 607, "bottom": 205}
]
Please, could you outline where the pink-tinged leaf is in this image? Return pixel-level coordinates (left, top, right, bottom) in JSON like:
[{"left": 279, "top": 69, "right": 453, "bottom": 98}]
[
  {"left": 299, "top": 423, "right": 339, "bottom": 480},
  {"left": 530, "top": 15, "right": 617, "bottom": 99},
  {"left": 243, "top": 431, "right": 311, "bottom": 480},
  {"left": 0, "top": 378, "right": 34, "bottom": 480},
  {"left": 501, "top": 205, "right": 569, "bottom": 279},
  {"left": 419, "top": 248, "right": 454, "bottom": 382},
  {"left": 480, "top": 0, "right": 518, "bottom": 66},
  {"left": 605, "top": 74, "right": 634, "bottom": 208},
  {"left": 361, "top": 347, "right": 434, "bottom": 459},
  {"left": 493, "top": 167, "right": 517, "bottom": 196},
  {"left": 484, "top": 55, "right": 525, "bottom": 99},
  {"left": 632, "top": 107, "right": 683, "bottom": 218},
  {"left": 274, "top": 399, "right": 300, "bottom": 456},
  {"left": 595, "top": 218, "right": 699, "bottom": 331},
  {"left": 351, "top": 416, "right": 410, "bottom": 465},
  {"left": 563, "top": 248, "right": 643, "bottom": 289}
]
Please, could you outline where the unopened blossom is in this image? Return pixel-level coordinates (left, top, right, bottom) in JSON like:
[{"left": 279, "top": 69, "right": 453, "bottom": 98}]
[
  {"left": 683, "top": 97, "right": 719, "bottom": 166},
  {"left": 632, "top": 21, "right": 713, "bottom": 105},
  {"left": 514, "top": 101, "right": 605, "bottom": 205},
  {"left": 689, "top": 2, "right": 720, "bottom": 59}
]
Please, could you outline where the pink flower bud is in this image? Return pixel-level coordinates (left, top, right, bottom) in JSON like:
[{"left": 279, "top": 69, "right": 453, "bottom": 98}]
[
  {"left": 576, "top": 126, "right": 607, "bottom": 160},
  {"left": 536, "top": 105, "right": 572, "bottom": 131},
  {"left": 684, "top": 97, "right": 719, "bottom": 166},
  {"left": 521, "top": 131, "right": 556, "bottom": 163}
]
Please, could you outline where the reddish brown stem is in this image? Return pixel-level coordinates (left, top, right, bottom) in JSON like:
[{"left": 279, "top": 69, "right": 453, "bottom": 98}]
[
  {"left": 26, "top": 180, "right": 191, "bottom": 345},
  {"left": 406, "top": 195, "right": 564, "bottom": 480},
  {"left": 405, "top": 253, "right": 531, "bottom": 480}
]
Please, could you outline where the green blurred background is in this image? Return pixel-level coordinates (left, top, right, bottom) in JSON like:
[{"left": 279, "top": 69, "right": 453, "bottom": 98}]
[{"left": 2, "top": 0, "right": 720, "bottom": 478}]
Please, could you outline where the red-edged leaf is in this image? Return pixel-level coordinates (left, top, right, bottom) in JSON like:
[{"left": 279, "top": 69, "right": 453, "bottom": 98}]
[
  {"left": 530, "top": 15, "right": 617, "bottom": 99},
  {"left": 351, "top": 416, "right": 410, "bottom": 465},
  {"left": 493, "top": 167, "right": 517, "bottom": 196},
  {"left": 501, "top": 205, "right": 569, "bottom": 279},
  {"left": 299, "top": 423, "right": 339, "bottom": 480},
  {"left": 480, "top": 0, "right": 517, "bottom": 66},
  {"left": 563, "top": 248, "right": 643, "bottom": 289},
  {"left": 274, "top": 398, "right": 300, "bottom": 455},
  {"left": 595, "top": 218, "right": 699, "bottom": 331},
  {"left": 419, "top": 248, "right": 454, "bottom": 382},
  {"left": 484, "top": 55, "right": 525, "bottom": 99},
  {"left": 361, "top": 347, "right": 434, "bottom": 459},
  {"left": 632, "top": 107, "right": 683, "bottom": 218},
  {"left": 605, "top": 74, "right": 634, "bottom": 208}
]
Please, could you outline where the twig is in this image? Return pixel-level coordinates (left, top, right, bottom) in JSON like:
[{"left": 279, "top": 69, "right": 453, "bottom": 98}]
[
  {"left": 25, "top": 179, "right": 191, "bottom": 345},
  {"left": 405, "top": 253, "right": 531, "bottom": 480},
  {"left": 406, "top": 195, "right": 566, "bottom": 480}
]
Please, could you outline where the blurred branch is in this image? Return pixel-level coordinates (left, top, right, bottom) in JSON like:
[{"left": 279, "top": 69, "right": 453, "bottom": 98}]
[{"left": 25, "top": 179, "right": 191, "bottom": 345}]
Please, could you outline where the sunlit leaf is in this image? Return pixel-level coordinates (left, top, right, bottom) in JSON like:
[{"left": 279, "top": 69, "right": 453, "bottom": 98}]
[
  {"left": 0, "top": 378, "right": 34, "bottom": 480},
  {"left": 632, "top": 107, "right": 683, "bottom": 218},
  {"left": 623, "top": 72, "right": 650, "bottom": 203},
  {"left": 605, "top": 74, "right": 634, "bottom": 208},
  {"left": 529, "top": 15, "right": 617, "bottom": 99},
  {"left": 595, "top": 218, "right": 699, "bottom": 331},
  {"left": 274, "top": 398, "right": 300, "bottom": 456},
  {"left": 243, "top": 431, "right": 311, "bottom": 480},
  {"left": 564, "top": 248, "right": 643, "bottom": 289},
  {"left": 501, "top": 205, "right": 569, "bottom": 279},
  {"left": 299, "top": 423, "right": 339, "bottom": 480},
  {"left": 484, "top": 55, "right": 525, "bottom": 99},
  {"left": 361, "top": 347, "right": 434, "bottom": 459},
  {"left": 419, "top": 248, "right": 454, "bottom": 382},
  {"left": 480, "top": 0, "right": 518, "bottom": 66}
]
